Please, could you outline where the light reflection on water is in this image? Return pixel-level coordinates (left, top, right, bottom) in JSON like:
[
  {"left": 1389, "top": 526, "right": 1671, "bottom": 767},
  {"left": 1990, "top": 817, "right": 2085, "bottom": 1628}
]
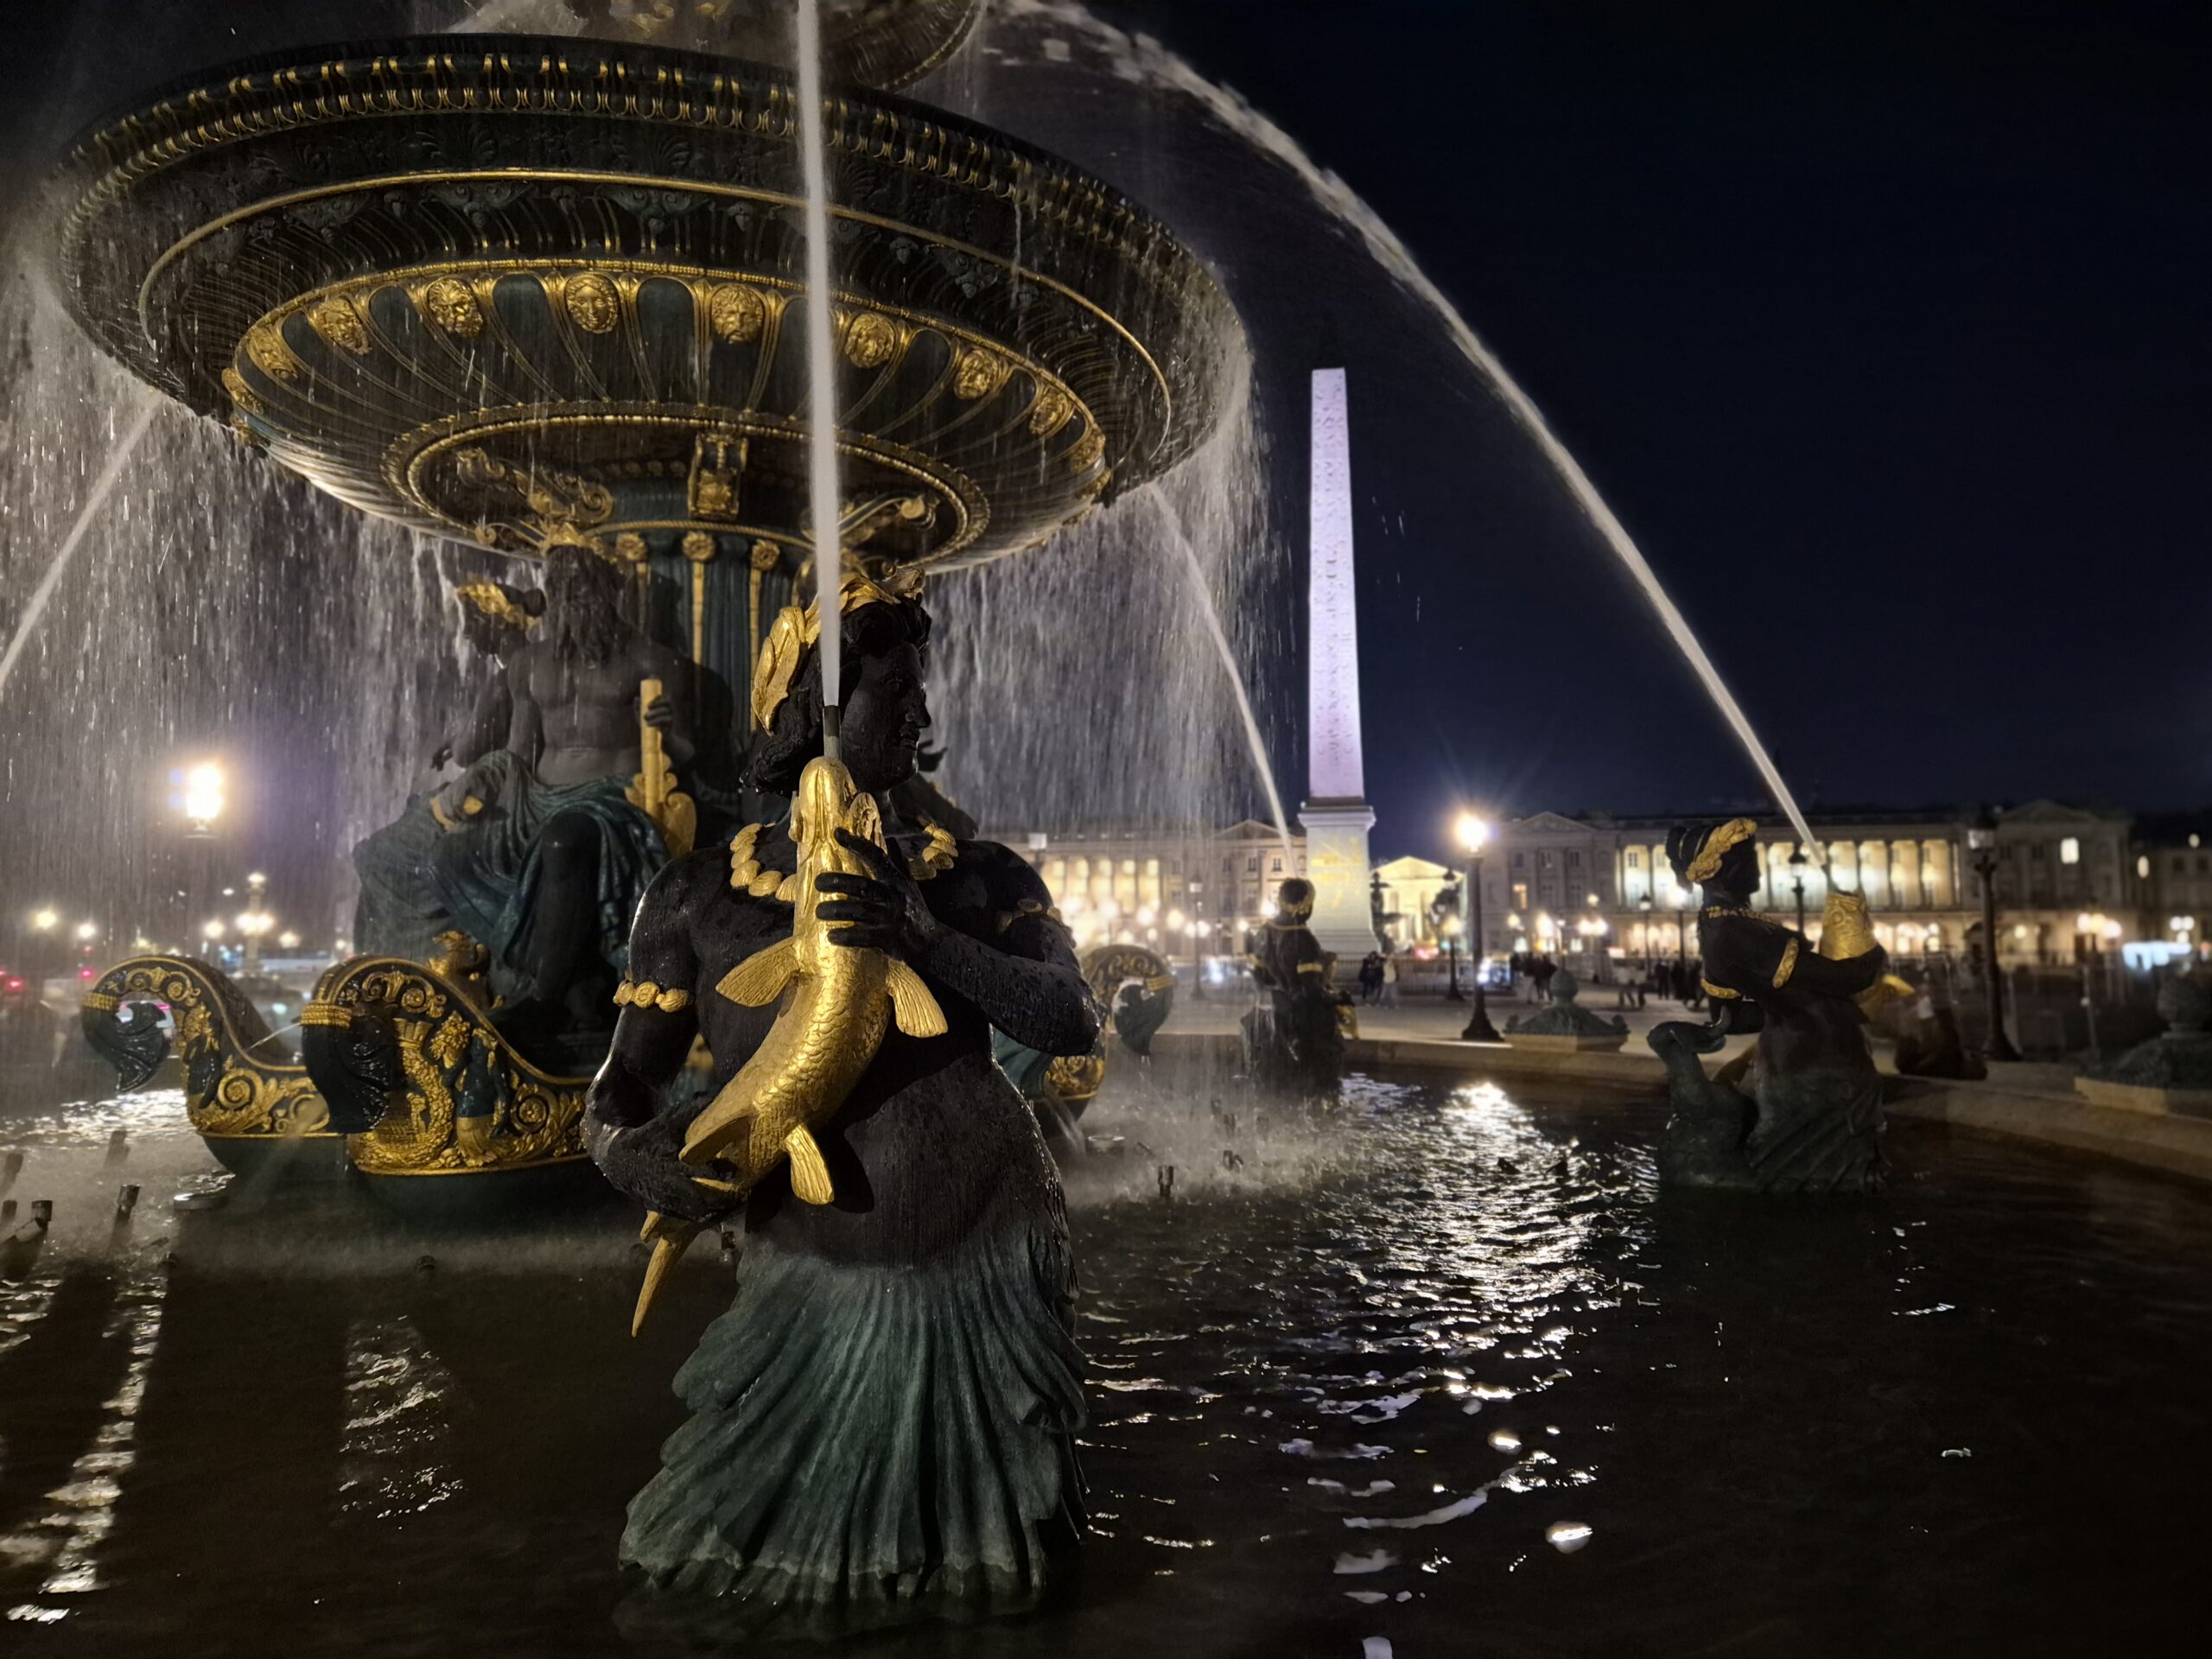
[{"left": 0, "top": 1071, "right": 2207, "bottom": 1655}]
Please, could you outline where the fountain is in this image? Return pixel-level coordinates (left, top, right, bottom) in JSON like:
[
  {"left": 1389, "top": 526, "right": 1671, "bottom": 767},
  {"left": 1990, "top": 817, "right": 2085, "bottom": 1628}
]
[{"left": 52, "top": 9, "right": 1236, "bottom": 1206}]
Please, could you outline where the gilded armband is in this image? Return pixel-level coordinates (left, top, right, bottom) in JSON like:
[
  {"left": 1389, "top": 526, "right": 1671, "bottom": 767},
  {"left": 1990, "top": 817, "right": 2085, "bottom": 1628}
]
[{"left": 613, "top": 979, "right": 692, "bottom": 1014}]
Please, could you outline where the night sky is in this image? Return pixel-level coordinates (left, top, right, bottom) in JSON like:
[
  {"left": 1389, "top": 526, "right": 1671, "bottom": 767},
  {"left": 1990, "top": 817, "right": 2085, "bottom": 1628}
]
[
  {"left": 1104, "top": 0, "right": 2210, "bottom": 858},
  {"left": 2, "top": 2, "right": 2205, "bottom": 898}
]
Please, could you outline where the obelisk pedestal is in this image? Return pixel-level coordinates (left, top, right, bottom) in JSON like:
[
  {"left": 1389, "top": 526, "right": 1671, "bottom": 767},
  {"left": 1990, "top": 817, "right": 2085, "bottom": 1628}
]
[{"left": 1300, "top": 365, "right": 1378, "bottom": 969}]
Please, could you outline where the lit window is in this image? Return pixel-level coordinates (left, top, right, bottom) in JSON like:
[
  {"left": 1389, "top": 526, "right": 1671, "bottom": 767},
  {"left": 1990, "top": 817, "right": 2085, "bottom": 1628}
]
[
  {"left": 1626, "top": 850, "right": 1642, "bottom": 868},
  {"left": 2060, "top": 837, "right": 2080, "bottom": 865},
  {"left": 2138, "top": 855, "right": 2151, "bottom": 879}
]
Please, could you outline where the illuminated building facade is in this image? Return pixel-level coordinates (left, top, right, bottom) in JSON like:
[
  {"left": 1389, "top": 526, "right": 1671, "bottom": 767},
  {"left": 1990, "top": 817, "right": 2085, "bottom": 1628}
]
[
  {"left": 999, "top": 819, "right": 1306, "bottom": 959},
  {"left": 1483, "top": 802, "right": 2145, "bottom": 969}
]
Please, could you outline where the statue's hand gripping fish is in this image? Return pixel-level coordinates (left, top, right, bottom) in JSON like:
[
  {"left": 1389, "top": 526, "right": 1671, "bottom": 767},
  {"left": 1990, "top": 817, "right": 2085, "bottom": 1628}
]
[{"left": 631, "top": 756, "right": 945, "bottom": 1335}]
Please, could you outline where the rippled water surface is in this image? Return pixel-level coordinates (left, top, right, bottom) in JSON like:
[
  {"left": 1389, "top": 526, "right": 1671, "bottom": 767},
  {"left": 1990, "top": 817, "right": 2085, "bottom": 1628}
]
[{"left": 1, "top": 1071, "right": 2208, "bottom": 1656}]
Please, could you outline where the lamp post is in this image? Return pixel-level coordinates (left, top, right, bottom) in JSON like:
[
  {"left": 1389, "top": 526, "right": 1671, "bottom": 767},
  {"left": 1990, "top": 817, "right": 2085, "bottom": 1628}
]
[
  {"left": 1789, "top": 846, "right": 1808, "bottom": 936},
  {"left": 1455, "top": 812, "right": 1501, "bottom": 1042},
  {"left": 29, "top": 906, "right": 59, "bottom": 985},
  {"left": 172, "top": 759, "right": 225, "bottom": 937},
  {"left": 1967, "top": 826, "right": 2019, "bottom": 1062},
  {"left": 1193, "top": 920, "right": 1212, "bottom": 999},
  {"left": 1441, "top": 914, "right": 1463, "bottom": 1000},
  {"left": 1638, "top": 895, "right": 1653, "bottom": 971},
  {"left": 238, "top": 871, "right": 271, "bottom": 974}
]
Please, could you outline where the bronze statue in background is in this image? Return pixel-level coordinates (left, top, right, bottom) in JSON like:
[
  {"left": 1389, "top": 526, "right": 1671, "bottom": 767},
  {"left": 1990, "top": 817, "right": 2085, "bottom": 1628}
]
[
  {"left": 1647, "top": 819, "right": 1893, "bottom": 1193},
  {"left": 1243, "top": 876, "right": 1348, "bottom": 1093}
]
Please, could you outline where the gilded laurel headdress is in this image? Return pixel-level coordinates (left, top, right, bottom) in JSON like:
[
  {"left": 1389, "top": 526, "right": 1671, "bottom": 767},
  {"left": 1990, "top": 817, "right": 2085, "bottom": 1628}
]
[
  {"left": 1685, "top": 817, "right": 1759, "bottom": 884},
  {"left": 749, "top": 569, "right": 926, "bottom": 730}
]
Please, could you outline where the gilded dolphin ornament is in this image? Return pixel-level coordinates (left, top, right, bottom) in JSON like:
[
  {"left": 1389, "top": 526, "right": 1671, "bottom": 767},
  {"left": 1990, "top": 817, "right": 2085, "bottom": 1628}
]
[{"left": 630, "top": 755, "right": 946, "bottom": 1334}]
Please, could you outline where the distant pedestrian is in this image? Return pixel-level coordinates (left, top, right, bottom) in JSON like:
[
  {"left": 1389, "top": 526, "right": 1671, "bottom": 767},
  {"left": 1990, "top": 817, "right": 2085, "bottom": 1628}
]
[
  {"left": 1381, "top": 951, "right": 1400, "bottom": 1007},
  {"left": 1531, "top": 955, "right": 1556, "bottom": 1003}
]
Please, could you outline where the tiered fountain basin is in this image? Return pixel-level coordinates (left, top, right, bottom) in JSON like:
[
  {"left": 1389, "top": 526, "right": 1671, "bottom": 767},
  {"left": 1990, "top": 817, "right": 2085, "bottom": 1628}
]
[
  {"left": 54, "top": 31, "right": 1236, "bottom": 1211},
  {"left": 52, "top": 33, "right": 1236, "bottom": 577}
]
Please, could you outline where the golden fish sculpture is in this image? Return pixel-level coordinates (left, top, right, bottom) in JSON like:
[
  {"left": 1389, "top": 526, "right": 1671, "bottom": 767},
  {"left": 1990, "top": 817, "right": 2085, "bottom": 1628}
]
[
  {"left": 1819, "top": 888, "right": 1915, "bottom": 1020},
  {"left": 629, "top": 754, "right": 947, "bottom": 1335}
]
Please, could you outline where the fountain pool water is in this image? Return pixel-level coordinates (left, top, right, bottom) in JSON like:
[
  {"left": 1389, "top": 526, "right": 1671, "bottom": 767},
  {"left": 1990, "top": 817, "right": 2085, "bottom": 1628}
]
[{"left": 0, "top": 1065, "right": 2205, "bottom": 1651}]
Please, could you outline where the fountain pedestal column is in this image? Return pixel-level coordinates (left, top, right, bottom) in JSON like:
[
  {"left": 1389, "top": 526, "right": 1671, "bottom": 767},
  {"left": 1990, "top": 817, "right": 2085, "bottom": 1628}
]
[{"left": 1301, "top": 365, "right": 1377, "bottom": 969}]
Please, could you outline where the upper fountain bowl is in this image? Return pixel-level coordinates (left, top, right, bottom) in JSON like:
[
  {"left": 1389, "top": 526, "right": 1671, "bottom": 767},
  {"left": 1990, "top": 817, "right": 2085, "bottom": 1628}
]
[
  {"left": 560, "top": 0, "right": 986, "bottom": 90},
  {"left": 50, "top": 33, "right": 1237, "bottom": 573}
]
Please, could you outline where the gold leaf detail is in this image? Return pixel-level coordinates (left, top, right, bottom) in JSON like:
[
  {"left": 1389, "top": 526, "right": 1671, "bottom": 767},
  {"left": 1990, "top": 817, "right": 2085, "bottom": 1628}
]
[
  {"left": 613, "top": 531, "right": 650, "bottom": 566},
  {"left": 1028, "top": 383, "right": 1074, "bottom": 436},
  {"left": 220, "top": 368, "right": 263, "bottom": 415},
  {"left": 423, "top": 276, "right": 485, "bottom": 338},
  {"left": 952, "top": 346, "right": 1004, "bottom": 399},
  {"left": 707, "top": 283, "right": 766, "bottom": 343},
  {"left": 245, "top": 323, "right": 298, "bottom": 383},
  {"left": 842, "top": 310, "right": 899, "bottom": 369},
  {"left": 308, "top": 296, "right": 370, "bottom": 356},
  {"left": 1065, "top": 423, "right": 1106, "bottom": 474},
  {"left": 563, "top": 272, "right": 622, "bottom": 334}
]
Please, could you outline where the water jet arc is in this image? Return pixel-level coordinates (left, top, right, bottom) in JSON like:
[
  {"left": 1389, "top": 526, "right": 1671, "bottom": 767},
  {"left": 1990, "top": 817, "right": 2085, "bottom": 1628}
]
[
  {"left": 1153, "top": 495, "right": 1293, "bottom": 860},
  {"left": 0, "top": 397, "right": 158, "bottom": 702}
]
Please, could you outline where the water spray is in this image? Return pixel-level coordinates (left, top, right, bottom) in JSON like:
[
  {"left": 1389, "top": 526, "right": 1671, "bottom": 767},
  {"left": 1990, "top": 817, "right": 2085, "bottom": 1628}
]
[
  {"left": 996, "top": 3, "right": 1827, "bottom": 867},
  {"left": 0, "top": 397, "right": 159, "bottom": 704},
  {"left": 797, "top": 0, "right": 843, "bottom": 761}
]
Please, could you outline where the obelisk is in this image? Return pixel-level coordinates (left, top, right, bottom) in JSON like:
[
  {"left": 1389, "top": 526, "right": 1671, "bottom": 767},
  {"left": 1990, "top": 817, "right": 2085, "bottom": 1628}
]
[{"left": 1300, "top": 364, "right": 1377, "bottom": 969}]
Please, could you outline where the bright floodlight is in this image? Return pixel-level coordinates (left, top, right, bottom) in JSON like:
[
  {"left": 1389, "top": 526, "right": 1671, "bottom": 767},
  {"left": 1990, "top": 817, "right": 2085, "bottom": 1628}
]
[
  {"left": 182, "top": 761, "right": 225, "bottom": 825},
  {"left": 202, "top": 919, "right": 226, "bottom": 941},
  {"left": 30, "top": 907, "right": 59, "bottom": 931},
  {"left": 74, "top": 921, "right": 97, "bottom": 942},
  {"left": 1454, "top": 811, "right": 1489, "bottom": 853},
  {"left": 279, "top": 931, "right": 302, "bottom": 950}
]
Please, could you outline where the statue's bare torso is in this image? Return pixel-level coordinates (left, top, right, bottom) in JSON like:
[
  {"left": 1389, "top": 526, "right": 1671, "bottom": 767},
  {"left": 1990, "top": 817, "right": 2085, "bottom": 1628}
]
[{"left": 505, "top": 632, "right": 691, "bottom": 786}]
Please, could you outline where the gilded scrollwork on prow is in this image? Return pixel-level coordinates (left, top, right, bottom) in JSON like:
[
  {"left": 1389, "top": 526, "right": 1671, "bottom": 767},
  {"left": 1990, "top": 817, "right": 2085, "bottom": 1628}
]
[
  {"left": 300, "top": 958, "right": 590, "bottom": 1178},
  {"left": 79, "top": 956, "right": 331, "bottom": 1140}
]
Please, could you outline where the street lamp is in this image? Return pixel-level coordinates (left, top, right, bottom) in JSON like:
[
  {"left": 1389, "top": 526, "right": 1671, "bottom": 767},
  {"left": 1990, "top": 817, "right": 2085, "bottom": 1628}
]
[
  {"left": 1967, "top": 825, "right": 2019, "bottom": 1062},
  {"left": 1789, "top": 845, "right": 1808, "bottom": 936},
  {"left": 1440, "top": 914, "right": 1463, "bottom": 999},
  {"left": 1454, "top": 811, "right": 1501, "bottom": 1042},
  {"left": 73, "top": 921, "right": 97, "bottom": 944},
  {"left": 181, "top": 761, "right": 225, "bottom": 838},
  {"left": 278, "top": 930, "right": 302, "bottom": 952}
]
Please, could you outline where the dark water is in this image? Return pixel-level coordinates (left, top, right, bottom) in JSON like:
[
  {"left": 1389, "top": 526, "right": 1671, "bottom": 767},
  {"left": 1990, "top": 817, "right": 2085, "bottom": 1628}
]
[{"left": 1, "top": 1073, "right": 2208, "bottom": 1656}]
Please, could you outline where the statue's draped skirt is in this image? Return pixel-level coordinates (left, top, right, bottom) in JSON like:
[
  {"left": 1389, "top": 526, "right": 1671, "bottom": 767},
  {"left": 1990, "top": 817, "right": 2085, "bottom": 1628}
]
[
  {"left": 618, "top": 1211, "right": 1084, "bottom": 1636},
  {"left": 351, "top": 791, "right": 447, "bottom": 963},
  {"left": 1748, "top": 1060, "right": 1885, "bottom": 1192},
  {"left": 428, "top": 751, "right": 666, "bottom": 988}
]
